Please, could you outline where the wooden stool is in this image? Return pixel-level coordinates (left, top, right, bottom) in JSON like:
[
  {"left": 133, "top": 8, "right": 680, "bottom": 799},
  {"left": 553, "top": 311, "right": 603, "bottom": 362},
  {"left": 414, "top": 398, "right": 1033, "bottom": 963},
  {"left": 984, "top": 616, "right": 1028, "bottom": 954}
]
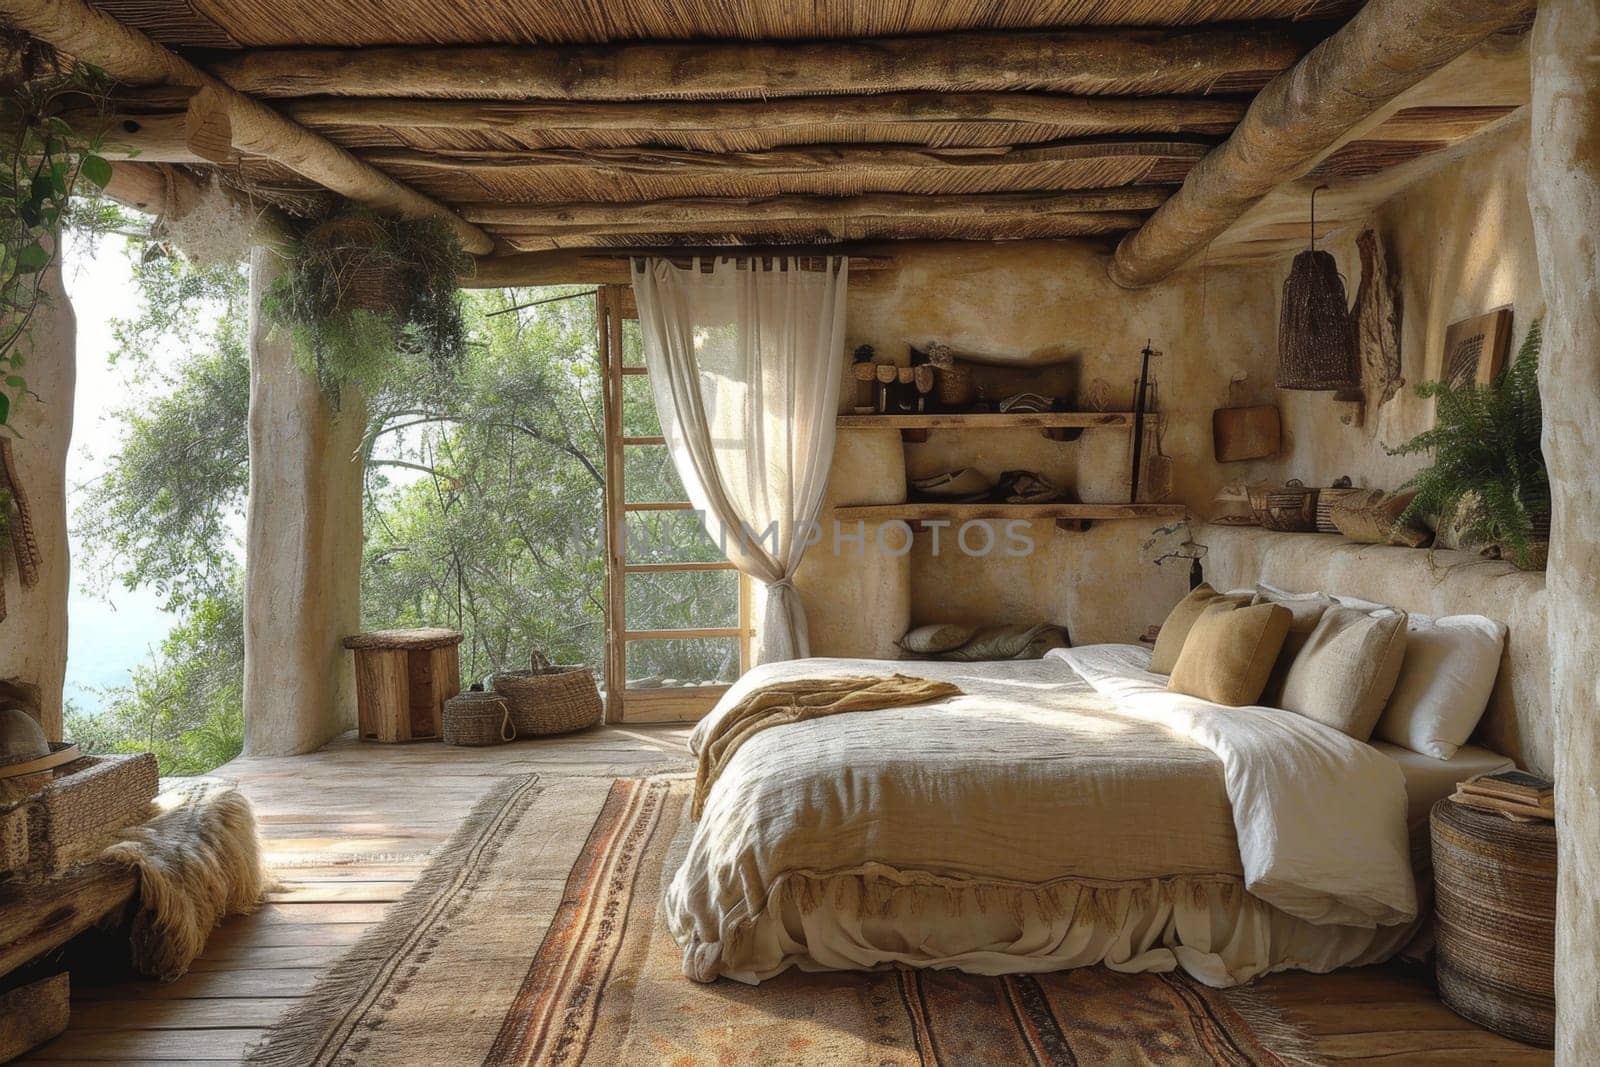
[
  {"left": 342, "top": 629, "right": 463, "bottom": 743},
  {"left": 1430, "top": 796, "right": 1556, "bottom": 1047}
]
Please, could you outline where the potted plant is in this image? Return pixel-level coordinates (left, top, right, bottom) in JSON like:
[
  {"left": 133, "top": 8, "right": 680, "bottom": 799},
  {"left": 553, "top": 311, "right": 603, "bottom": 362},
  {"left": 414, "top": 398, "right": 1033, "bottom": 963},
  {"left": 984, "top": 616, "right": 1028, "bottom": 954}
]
[
  {"left": 265, "top": 208, "right": 469, "bottom": 404},
  {"left": 1389, "top": 321, "right": 1549, "bottom": 570}
]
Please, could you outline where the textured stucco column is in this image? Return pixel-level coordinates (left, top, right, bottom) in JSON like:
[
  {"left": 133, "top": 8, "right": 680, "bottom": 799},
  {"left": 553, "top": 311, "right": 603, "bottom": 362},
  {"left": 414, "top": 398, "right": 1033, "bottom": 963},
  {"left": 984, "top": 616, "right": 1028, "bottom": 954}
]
[
  {"left": 0, "top": 257, "right": 74, "bottom": 740},
  {"left": 242, "top": 247, "right": 366, "bottom": 755},
  {"left": 1528, "top": 3, "right": 1600, "bottom": 1061}
]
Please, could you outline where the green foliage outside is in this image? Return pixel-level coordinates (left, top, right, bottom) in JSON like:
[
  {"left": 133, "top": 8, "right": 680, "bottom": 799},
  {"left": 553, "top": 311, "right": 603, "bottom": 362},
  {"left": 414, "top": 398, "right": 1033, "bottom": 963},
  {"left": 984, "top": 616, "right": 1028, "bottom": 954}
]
[
  {"left": 1390, "top": 320, "right": 1549, "bottom": 570},
  {"left": 71, "top": 248, "right": 738, "bottom": 774}
]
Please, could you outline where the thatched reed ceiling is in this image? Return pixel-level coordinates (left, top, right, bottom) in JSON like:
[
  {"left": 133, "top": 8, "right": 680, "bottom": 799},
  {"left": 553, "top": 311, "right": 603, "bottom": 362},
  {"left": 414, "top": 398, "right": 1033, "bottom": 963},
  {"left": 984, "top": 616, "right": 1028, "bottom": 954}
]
[
  {"left": 55, "top": 0, "right": 1529, "bottom": 268},
  {"left": 91, "top": 0, "right": 1361, "bottom": 48}
]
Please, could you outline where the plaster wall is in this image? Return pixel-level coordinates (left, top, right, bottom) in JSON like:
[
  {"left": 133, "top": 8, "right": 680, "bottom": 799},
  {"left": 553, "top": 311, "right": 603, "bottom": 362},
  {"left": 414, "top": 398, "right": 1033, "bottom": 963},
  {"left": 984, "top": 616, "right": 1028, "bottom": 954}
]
[
  {"left": 793, "top": 240, "right": 1282, "bottom": 655},
  {"left": 0, "top": 259, "right": 74, "bottom": 740}
]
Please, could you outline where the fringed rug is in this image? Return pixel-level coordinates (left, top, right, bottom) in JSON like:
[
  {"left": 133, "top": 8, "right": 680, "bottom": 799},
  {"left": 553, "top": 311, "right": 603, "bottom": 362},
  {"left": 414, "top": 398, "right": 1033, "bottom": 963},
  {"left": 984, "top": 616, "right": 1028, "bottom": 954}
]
[{"left": 249, "top": 775, "right": 1318, "bottom": 1066}]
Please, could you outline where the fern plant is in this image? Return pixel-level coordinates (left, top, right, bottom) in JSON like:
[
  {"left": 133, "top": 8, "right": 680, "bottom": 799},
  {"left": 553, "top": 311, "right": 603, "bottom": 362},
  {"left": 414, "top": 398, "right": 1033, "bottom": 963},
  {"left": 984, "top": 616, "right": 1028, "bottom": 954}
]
[{"left": 1389, "top": 320, "right": 1548, "bottom": 570}]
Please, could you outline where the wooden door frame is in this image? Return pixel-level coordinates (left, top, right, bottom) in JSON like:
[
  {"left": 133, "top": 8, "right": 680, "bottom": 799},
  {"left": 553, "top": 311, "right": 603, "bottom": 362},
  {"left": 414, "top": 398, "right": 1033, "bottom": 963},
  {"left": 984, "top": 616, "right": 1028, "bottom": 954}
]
[{"left": 597, "top": 284, "right": 751, "bottom": 722}]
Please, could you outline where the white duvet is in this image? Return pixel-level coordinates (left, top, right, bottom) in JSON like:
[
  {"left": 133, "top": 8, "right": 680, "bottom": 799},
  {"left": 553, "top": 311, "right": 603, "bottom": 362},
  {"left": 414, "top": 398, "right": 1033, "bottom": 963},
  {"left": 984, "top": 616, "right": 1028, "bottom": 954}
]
[{"left": 1051, "top": 644, "right": 1416, "bottom": 927}]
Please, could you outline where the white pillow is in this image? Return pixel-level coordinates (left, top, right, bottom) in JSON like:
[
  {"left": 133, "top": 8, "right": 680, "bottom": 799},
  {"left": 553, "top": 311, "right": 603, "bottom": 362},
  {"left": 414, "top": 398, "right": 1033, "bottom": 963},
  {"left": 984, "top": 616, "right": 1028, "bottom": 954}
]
[{"left": 1375, "top": 614, "right": 1507, "bottom": 759}]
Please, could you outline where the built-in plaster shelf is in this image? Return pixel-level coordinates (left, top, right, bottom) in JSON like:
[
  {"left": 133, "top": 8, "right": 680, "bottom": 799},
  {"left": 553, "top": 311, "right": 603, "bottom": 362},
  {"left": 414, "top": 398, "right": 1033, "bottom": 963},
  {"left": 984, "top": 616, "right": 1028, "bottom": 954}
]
[
  {"left": 833, "top": 502, "right": 1186, "bottom": 533},
  {"left": 837, "top": 411, "right": 1159, "bottom": 442}
]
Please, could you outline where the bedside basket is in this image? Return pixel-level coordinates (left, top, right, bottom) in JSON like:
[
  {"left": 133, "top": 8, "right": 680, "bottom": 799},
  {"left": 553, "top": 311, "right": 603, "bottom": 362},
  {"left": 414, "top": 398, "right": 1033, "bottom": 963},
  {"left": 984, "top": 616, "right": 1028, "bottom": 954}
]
[{"left": 1430, "top": 797, "right": 1556, "bottom": 1047}]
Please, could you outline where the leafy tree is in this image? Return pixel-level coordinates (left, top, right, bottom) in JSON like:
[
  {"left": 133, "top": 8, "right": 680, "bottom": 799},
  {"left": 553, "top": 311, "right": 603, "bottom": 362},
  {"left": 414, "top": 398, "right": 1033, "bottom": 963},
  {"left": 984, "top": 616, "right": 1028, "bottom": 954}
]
[
  {"left": 74, "top": 256, "right": 250, "bottom": 612},
  {"left": 66, "top": 583, "right": 245, "bottom": 774}
]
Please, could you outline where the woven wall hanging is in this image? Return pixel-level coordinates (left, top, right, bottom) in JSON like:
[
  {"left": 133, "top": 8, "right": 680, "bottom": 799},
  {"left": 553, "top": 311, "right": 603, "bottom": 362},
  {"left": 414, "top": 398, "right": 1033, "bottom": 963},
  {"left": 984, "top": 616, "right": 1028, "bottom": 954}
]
[{"left": 1277, "top": 186, "right": 1359, "bottom": 391}]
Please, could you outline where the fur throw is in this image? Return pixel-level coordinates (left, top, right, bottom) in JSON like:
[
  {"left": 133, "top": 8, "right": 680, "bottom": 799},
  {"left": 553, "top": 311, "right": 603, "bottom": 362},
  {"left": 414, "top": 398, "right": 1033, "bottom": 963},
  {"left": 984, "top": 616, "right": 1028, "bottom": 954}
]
[{"left": 102, "top": 780, "right": 267, "bottom": 980}]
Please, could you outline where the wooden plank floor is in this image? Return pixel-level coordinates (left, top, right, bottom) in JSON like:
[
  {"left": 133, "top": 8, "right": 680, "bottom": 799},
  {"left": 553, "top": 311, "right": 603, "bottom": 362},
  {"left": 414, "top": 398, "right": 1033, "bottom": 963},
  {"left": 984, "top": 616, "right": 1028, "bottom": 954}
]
[{"left": 22, "top": 725, "right": 1552, "bottom": 1065}]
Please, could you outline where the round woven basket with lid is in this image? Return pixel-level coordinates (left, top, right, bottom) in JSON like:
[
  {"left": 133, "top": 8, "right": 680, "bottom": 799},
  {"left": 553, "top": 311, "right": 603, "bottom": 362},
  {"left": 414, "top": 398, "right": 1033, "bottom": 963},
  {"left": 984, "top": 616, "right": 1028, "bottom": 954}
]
[
  {"left": 442, "top": 687, "right": 515, "bottom": 747},
  {"left": 491, "top": 651, "right": 602, "bottom": 737}
]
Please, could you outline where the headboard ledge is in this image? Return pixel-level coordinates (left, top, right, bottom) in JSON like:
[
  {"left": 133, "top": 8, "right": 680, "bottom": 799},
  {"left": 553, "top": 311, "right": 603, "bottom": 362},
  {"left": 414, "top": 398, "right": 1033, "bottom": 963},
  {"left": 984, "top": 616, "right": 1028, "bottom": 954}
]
[{"left": 1199, "top": 524, "right": 1550, "bottom": 774}]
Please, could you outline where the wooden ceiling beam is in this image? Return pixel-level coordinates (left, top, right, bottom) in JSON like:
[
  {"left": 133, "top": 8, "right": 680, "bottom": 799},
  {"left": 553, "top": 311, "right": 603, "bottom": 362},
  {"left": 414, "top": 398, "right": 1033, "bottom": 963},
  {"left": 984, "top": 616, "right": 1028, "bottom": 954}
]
[
  {"left": 359, "top": 139, "right": 1210, "bottom": 181},
  {"left": 489, "top": 212, "right": 1150, "bottom": 243},
  {"left": 0, "top": 0, "right": 495, "bottom": 253},
  {"left": 459, "top": 189, "right": 1169, "bottom": 231},
  {"left": 210, "top": 27, "right": 1314, "bottom": 101},
  {"left": 467, "top": 248, "right": 900, "bottom": 288},
  {"left": 284, "top": 93, "right": 1250, "bottom": 140},
  {"left": 1108, "top": 0, "right": 1536, "bottom": 287}
]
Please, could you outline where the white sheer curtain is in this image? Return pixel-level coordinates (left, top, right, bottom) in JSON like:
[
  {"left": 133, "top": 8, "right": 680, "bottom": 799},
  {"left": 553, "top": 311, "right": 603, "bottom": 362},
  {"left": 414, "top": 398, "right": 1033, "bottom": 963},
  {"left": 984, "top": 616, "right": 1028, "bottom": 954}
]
[{"left": 631, "top": 256, "right": 848, "bottom": 664}]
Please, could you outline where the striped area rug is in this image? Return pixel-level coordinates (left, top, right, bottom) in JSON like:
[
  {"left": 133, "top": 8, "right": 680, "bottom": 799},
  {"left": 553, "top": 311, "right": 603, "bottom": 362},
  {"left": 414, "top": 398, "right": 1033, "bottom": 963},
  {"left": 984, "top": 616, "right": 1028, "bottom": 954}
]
[{"left": 249, "top": 775, "right": 1317, "bottom": 1066}]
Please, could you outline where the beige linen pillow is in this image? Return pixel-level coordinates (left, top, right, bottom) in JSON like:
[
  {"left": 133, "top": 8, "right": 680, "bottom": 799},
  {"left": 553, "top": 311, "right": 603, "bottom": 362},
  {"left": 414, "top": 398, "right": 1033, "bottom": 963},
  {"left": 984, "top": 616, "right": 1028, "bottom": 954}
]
[
  {"left": 1279, "top": 606, "right": 1409, "bottom": 740},
  {"left": 1149, "top": 583, "right": 1252, "bottom": 674},
  {"left": 1167, "top": 601, "right": 1293, "bottom": 707},
  {"left": 1251, "top": 587, "right": 1337, "bottom": 705}
]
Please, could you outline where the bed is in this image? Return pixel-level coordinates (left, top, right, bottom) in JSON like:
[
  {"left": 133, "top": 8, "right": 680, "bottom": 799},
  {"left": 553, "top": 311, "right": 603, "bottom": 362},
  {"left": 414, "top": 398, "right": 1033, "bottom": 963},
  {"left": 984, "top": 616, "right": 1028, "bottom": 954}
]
[{"left": 664, "top": 644, "right": 1512, "bottom": 988}]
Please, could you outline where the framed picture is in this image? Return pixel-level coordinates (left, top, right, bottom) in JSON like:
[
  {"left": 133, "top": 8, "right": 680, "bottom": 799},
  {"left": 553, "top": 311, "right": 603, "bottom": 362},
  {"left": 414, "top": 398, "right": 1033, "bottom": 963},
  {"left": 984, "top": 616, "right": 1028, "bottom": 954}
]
[{"left": 1442, "top": 307, "right": 1514, "bottom": 389}]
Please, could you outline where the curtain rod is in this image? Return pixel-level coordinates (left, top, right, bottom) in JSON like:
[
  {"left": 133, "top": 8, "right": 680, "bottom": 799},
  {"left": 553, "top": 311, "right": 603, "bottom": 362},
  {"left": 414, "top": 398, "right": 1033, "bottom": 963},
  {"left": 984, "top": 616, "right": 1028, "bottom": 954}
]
[{"left": 582, "top": 254, "right": 893, "bottom": 273}]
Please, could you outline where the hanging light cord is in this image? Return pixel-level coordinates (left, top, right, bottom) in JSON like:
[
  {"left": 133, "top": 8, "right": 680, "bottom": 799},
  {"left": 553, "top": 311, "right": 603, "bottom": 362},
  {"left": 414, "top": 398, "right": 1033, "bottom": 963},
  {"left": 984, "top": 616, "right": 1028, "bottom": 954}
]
[{"left": 1309, "top": 183, "right": 1330, "bottom": 252}]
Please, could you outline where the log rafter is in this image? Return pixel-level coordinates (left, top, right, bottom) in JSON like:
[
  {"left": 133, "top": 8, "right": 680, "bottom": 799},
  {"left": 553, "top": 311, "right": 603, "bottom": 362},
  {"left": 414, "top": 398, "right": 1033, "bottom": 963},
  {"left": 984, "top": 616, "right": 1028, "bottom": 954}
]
[
  {"left": 210, "top": 28, "right": 1315, "bottom": 101},
  {"left": 1109, "top": 0, "right": 1538, "bottom": 286},
  {"left": 282, "top": 93, "right": 1252, "bottom": 141},
  {"left": 0, "top": 0, "right": 495, "bottom": 253},
  {"left": 359, "top": 138, "right": 1213, "bottom": 180},
  {"left": 460, "top": 188, "right": 1170, "bottom": 233}
]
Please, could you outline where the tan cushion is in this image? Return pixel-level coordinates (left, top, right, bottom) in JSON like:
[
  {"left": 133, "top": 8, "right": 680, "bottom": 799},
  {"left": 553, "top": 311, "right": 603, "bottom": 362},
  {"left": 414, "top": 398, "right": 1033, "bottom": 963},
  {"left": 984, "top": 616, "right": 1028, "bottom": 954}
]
[
  {"left": 1166, "top": 601, "right": 1293, "bottom": 707},
  {"left": 1149, "top": 583, "right": 1252, "bottom": 674},
  {"left": 1251, "top": 588, "right": 1337, "bottom": 706},
  {"left": 1279, "top": 607, "right": 1410, "bottom": 740},
  {"left": 898, "top": 623, "right": 977, "bottom": 655}
]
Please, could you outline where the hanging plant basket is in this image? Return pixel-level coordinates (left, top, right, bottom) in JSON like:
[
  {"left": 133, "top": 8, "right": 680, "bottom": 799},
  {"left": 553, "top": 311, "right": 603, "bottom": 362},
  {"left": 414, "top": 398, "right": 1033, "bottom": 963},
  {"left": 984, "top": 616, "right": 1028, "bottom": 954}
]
[
  {"left": 299, "top": 216, "right": 407, "bottom": 315},
  {"left": 264, "top": 208, "right": 470, "bottom": 402},
  {"left": 1277, "top": 186, "right": 1359, "bottom": 392}
]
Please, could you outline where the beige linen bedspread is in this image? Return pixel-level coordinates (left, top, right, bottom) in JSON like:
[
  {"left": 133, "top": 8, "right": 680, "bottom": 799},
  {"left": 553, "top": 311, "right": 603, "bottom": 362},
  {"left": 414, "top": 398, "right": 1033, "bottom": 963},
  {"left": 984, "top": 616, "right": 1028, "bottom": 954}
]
[
  {"left": 665, "top": 646, "right": 1416, "bottom": 985},
  {"left": 693, "top": 674, "right": 961, "bottom": 818}
]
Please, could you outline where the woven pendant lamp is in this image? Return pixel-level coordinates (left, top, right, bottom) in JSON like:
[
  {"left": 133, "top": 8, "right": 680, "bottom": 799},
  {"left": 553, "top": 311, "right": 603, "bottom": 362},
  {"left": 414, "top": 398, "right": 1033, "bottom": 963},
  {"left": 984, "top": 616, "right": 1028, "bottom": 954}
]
[{"left": 1277, "top": 186, "right": 1359, "bottom": 391}]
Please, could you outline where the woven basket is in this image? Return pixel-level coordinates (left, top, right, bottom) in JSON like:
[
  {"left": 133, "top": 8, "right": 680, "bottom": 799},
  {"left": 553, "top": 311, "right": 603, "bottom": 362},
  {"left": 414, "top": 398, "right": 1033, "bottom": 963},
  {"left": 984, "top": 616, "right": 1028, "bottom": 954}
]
[
  {"left": 1249, "top": 480, "right": 1320, "bottom": 533},
  {"left": 302, "top": 217, "right": 405, "bottom": 314},
  {"left": 1431, "top": 798, "right": 1555, "bottom": 1047},
  {"left": 443, "top": 688, "right": 516, "bottom": 747},
  {"left": 934, "top": 363, "right": 976, "bottom": 408},
  {"left": 491, "top": 651, "right": 603, "bottom": 737},
  {"left": 1, "top": 752, "right": 159, "bottom": 880},
  {"left": 1314, "top": 486, "right": 1365, "bottom": 534}
]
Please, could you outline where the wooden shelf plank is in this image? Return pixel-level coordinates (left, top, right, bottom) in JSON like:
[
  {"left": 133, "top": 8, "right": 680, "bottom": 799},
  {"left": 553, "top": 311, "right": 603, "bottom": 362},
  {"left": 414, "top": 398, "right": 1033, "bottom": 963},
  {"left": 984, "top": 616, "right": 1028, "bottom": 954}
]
[
  {"left": 833, "top": 502, "right": 1186, "bottom": 523},
  {"left": 837, "top": 412, "right": 1155, "bottom": 430}
]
